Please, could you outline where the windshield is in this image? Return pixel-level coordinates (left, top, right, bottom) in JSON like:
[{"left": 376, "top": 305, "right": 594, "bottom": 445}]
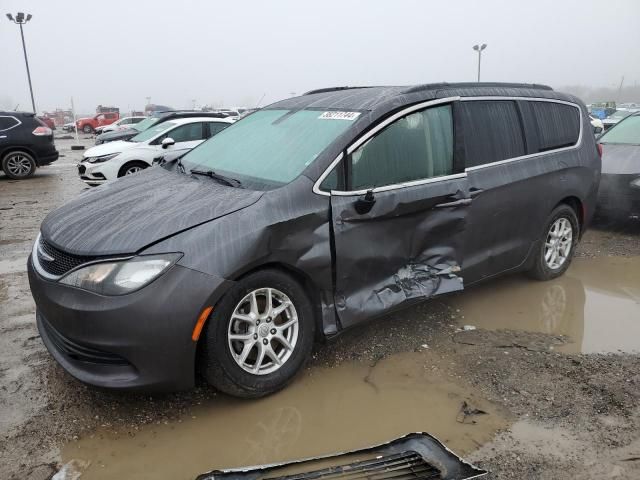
[
  {"left": 181, "top": 109, "right": 357, "bottom": 189},
  {"left": 132, "top": 117, "right": 159, "bottom": 132},
  {"left": 130, "top": 121, "right": 177, "bottom": 143},
  {"left": 599, "top": 115, "right": 640, "bottom": 145}
]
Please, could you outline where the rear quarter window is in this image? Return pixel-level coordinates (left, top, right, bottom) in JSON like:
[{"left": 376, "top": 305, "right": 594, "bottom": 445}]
[
  {"left": 530, "top": 101, "right": 580, "bottom": 152},
  {"left": 459, "top": 100, "right": 526, "bottom": 168},
  {"left": 0, "top": 116, "right": 20, "bottom": 131}
]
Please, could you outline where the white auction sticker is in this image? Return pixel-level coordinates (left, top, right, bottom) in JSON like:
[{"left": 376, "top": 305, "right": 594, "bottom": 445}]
[{"left": 318, "top": 111, "right": 361, "bottom": 121}]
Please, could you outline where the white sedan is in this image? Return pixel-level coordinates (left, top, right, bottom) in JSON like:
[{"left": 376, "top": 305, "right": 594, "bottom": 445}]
[
  {"left": 77, "top": 117, "right": 234, "bottom": 186},
  {"left": 94, "top": 116, "right": 147, "bottom": 134}
]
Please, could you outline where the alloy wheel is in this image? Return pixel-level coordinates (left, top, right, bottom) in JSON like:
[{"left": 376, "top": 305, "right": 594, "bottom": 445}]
[
  {"left": 227, "top": 287, "right": 299, "bottom": 375},
  {"left": 125, "top": 166, "right": 142, "bottom": 175},
  {"left": 544, "top": 217, "right": 573, "bottom": 270},
  {"left": 5, "top": 154, "right": 33, "bottom": 177}
]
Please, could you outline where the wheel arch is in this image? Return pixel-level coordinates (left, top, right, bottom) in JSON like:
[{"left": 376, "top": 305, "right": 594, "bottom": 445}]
[
  {"left": 117, "top": 159, "right": 149, "bottom": 177},
  {"left": 197, "top": 261, "right": 326, "bottom": 355},
  {"left": 555, "top": 195, "right": 584, "bottom": 231},
  {"left": 233, "top": 262, "right": 325, "bottom": 341},
  {"left": 1, "top": 146, "right": 37, "bottom": 162}
]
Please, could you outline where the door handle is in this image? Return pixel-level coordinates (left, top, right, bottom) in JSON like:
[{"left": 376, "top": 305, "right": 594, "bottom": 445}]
[
  {"left": 354, "top": 190, "right": 376, "bottom": 214},
  {"left": 434, "top": 197, "right": 472, "bottom": 208}
]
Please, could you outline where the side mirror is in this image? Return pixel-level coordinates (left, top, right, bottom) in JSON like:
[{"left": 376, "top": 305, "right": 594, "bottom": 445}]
[{"left": 161, "top": 137, "right": 175, "bottom": 149}]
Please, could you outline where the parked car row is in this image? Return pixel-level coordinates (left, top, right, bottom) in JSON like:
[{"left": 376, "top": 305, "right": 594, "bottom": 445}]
[
  {"left": 78, "top": 116, "right": 234, "bottom": 185},
  {"left": 94, "top": 110, "right": 230, "bottom": 145},
  {"left": 94, "top": 116, "right": 146, "bottom": 135}
]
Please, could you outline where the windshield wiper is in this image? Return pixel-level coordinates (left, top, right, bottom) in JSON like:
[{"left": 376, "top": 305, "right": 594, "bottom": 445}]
[{"left": 190, "top": 169, "right": 242, "bottom": 187}]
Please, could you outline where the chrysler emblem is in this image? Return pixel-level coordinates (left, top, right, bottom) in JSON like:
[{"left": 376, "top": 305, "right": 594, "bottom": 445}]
[{"left": 37, "top": 242, "right": 55, "bottom": 262}]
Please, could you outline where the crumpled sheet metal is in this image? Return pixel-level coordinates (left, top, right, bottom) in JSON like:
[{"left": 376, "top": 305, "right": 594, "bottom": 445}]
[
  {"left": 330, "top": 182, "right": 468, "bottom": 328},
  {"left": 195, "top": 432, "right": 487, "bottom": 480}
]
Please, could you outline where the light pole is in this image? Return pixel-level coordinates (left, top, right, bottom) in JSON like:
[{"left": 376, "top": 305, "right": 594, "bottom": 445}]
[
  {"left": 6, "top": 12, "right": 36, "bottom": 113},
  {"left": 472, "top": 43, "right": 487, "bottom": 82}
]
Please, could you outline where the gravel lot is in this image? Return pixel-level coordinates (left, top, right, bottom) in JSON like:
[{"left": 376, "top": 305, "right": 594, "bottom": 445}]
[{"left": 1, "top": 137, "right": 639, "bottom": 479}]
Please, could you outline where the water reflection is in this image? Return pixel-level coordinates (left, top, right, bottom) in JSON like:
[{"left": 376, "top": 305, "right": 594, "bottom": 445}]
[{"left": 447, "top": 257, "right": 640, "bottom": 353}]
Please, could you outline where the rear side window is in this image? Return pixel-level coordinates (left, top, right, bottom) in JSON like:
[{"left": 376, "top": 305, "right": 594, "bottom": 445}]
[
  {"left": 166, "top": 122, "right": 205, "bottom": 142},
  {"left": 0, "top": 116, "right": 20, "bottom": 131},
  {"left": 460, "top": 100, "right": 525, "bottom": 168},
  {"left": 207, "top": 122, "right": 229, "bottom": 138},
  {"left": 530, "top": 101, "right": 580, "bottom": 151},
  {"left": 349, "top": 104, "right": 454, "bottom": 190}
]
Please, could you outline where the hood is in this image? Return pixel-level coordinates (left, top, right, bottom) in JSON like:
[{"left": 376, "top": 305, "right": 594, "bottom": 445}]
[
  {"left": 83, "top": 140, "right": 136, "bottom": 159},
  {"left": 600, "top": 143, "right": 640, "bottom": 174},
  {"left": 40, "top": 167, "right": 263, "bottom": 256}
]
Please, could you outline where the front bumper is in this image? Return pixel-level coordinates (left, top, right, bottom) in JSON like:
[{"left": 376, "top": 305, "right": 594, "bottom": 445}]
[
  {"left": 77, "top": 161, "right": 108, "bottom": 186},
  {"left": 597, "top": 173, "right": 640, "bottom": 220},
  {"left": 28, "top": 255, "right": 232, "bottom": 392}
]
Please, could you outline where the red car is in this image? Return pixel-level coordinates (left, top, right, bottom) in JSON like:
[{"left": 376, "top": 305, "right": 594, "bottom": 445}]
[
  {"left": 37, "top": 116, "right": 56, "bottom": 130},
  {"left": 76, "top": 112, "right": 119, "bottom": 134}
]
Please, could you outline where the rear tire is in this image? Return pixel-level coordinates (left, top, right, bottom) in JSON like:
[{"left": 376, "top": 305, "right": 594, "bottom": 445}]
[
  {"left": 527, "top": 204, "right": 579, "bottom": 281},
  {"left": 199, "top": 269, "right": 315, "bottom": 398},
  {"left": 117, "top": 161, "right": 147, "bottom": 177},
  {"left": 2, "top": 151, "right": 36, "bottom": 179}
]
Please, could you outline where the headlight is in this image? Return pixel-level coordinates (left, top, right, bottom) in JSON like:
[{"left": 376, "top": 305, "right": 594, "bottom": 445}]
[
  {"left": 87, "top": 153, "right": 119, "bottom": 163},
  {"left": 59, "top": 253, "right": 182, "bottom": 295},
  {"left": 631, "top": 177, "right": 640, "bottom": 189}
]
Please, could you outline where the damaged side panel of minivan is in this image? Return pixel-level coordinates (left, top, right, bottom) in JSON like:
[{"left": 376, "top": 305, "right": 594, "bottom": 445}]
[{"left": 330, "top": 180, "right": 468, "bottom": 328}]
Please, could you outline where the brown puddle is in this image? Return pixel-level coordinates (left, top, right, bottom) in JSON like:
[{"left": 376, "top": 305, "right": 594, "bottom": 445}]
[
  {"left": 61, "top": 352, "right": 508, "bottom": 480},
  {"left": 447, "top": 256, "right": 640, "bottom": 354}
]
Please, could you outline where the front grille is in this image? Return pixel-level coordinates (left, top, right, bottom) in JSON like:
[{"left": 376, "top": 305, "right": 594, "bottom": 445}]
[
  {"left": 197, "top": 432, "right": 486, "bottom": 480},
  {"left": 77, "top": 164, "right": 86, "bottom": 174},
  {"left": 40, "top": 313, "right": 129, "bottom": 366},
  {"left": 267, "top": 452, "right": 442, "bottom": 480},
  {"left": 37, "top": 237, "right": 97, "bottom": 277}
]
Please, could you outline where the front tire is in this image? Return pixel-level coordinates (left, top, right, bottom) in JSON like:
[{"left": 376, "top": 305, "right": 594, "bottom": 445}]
[
  {"left": 200, "top": 269, "right": 315, "bottom": 398},
  {"left": 82, "top": 124, "right": 93, "bottom": 134},
  {"left": 117, "top": 161, "right": 147, "bottom": 177},
  {"left": 2, "top": 151, "right": 36, "bottom": 179},
  {"left": 528, "top": 204, "right": 579, "bottom": 281}
]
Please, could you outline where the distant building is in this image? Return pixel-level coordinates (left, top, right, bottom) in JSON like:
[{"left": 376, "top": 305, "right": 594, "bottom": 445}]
[{"left": 96, "top": 105, "right": 119, "bottom": 114}]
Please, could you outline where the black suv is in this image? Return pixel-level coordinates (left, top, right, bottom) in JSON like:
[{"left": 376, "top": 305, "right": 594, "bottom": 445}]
[
  {"left": 0, "top": 111, "right": 58, "bottom": 179},
  {"left": 94, "top": 111, "right": 231, "bottom": 145}
]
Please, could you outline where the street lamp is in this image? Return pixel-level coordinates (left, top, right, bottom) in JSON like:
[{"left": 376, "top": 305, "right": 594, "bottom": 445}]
[
  {"left": 6, "top": 12, "right": 37, "bottom": 113},
  {"left": 472, "top": 43, "right": 487, "bottom": 82}
]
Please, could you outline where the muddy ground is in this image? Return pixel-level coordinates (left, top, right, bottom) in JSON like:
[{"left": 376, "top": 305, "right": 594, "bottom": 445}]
[{"left": 1, "top": 137, "right": 639, "bottom": 479}]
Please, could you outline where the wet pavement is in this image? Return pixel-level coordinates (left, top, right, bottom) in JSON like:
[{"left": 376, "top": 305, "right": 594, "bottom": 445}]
[
  {"left": 61, "top": 352, "right": 508, "bottom": 480},
  {"left": 446, "top": 256, "right": 640, "bottom": 354}
]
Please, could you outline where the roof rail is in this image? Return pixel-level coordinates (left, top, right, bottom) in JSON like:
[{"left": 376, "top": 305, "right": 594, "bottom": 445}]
[
  {"left": 402, "top": 82, "right": 553, "bottom": 94},
  {"left": 303, "top": 86, "right": 376, "bottom": 96}
]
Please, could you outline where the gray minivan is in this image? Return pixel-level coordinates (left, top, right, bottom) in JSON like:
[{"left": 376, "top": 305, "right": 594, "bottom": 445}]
[{"left": 28, "top": 83, "right": 600, "bottom": 397}]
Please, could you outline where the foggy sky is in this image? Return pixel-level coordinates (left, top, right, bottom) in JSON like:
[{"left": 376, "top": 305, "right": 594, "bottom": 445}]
[{"left": 1, "top": 0, "right": 639, "bottom": 114}]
